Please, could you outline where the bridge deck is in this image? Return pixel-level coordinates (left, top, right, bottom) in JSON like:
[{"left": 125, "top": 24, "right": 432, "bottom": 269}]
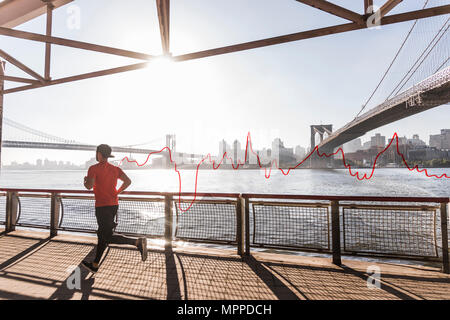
[{"left": 0, "top": 228, "right": 449, "bottom": 300}]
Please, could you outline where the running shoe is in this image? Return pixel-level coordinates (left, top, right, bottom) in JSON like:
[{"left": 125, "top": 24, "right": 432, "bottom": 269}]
[
  {"left": 137, "top": 237, "right": 148, "bottom": 261},
  {"left": 81, "top": 260, "right": 99, "bottom": 273}
]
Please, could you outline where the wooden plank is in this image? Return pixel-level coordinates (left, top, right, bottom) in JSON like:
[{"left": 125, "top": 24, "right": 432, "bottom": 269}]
[
  {"left": 296, "top": 0, "right": 365, "bottom": 25},
  {"left": 0, "top": 49, "right": 45, "bottom": 83},
  {"left": 0, "top": 26, "right": 154, "bottom": 60},
  {"left": 156, "top": 0, "right": 170, "bottom": 55}
]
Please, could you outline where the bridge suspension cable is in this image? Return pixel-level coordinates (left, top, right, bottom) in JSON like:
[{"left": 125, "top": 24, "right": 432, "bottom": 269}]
[
  {"left": 386, "top": 17, "right": 449, "bottom": 99},
  {"left": 354, "top": 0, "right": 431, "bottom": 119},
  {"left": 3, "top": 117, "right": 82, "bottom": 144}
]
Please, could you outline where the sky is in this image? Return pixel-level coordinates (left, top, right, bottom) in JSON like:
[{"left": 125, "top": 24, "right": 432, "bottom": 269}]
[{"left": 0, "top": 0, "right": 449, "bottom": 166}]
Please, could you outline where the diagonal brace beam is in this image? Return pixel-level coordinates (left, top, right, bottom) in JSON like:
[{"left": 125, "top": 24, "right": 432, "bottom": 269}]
[
  {"left": 379, "top": 0, "right": 403, "bottom": 18},
  {"left": 0, "top": 49, "right": 46, "bottom": 83},
  {"left": 296, "top": 0, "right": 365, "bottom": 25}
]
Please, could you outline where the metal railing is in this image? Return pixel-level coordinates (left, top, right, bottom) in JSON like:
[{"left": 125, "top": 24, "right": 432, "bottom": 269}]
[{"left": 0, "top": 188, "right": 448, "bottom": 273}]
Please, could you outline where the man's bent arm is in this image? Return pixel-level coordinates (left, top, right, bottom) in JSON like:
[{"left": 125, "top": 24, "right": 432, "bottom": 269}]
[
  {"left": 84, "top": 176, "right": 94, "bottom": 190},
  {"left": 117, "top": 172, "right": 131, "bottom": 194}
]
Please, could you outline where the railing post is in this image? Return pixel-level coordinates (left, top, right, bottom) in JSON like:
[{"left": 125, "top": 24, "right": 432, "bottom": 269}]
[
  {"left": 236, "top": 195, "right": 245, "bottom": 256},
  {"left": 5, "top": 191, "right": 18, "bottom": 233},
  {"left": 50, "top": 193, "right": 60, "bottom": 237},
  {"left": 164, "top": 195, "right": 173, "bottom": 249},
  {"left": 440, "top": 202, "right": 449, "bottom": 274},
  {"left": 244, "top": 196, "right": 250, "bottom": 256},
  {"left": 331, "top": 200, "right": 342, "bottom": 266}
]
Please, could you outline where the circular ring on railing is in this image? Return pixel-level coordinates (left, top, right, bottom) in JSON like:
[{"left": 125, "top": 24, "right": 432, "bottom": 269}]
[
  {"left": 15, "top": 194, "right": 21, "bottom": 224},
  {"left": 58, "top": 197, "right": 64, "bottom": 228}
]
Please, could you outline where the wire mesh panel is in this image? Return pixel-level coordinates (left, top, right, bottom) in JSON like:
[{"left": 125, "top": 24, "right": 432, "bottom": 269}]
[
  {"left": 251, "top": 202, "right": 330, "bottom": 251},
  {"left": 174, "top": 200, "right": 237, "bottom": 244},
  {"left": 115, "top": 198, "right": 165, "bottom": 237},
  {"left": 59, "top": 197, "right": 97, "bottom": 232},
  {"left": 434, "top": 204, "right": 450, "bottom": 260},
  {"left": 342, "top": 205, "right": 438, "bottom": 258},
  {"left": 0, "top": 194, "right": 6, "bottom": 225},
  {"left": 16, "top": 195, "right": 51, "bottom": 228}
]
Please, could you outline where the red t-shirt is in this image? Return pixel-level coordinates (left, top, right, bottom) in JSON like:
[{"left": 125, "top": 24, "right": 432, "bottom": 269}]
[{"left": 87, "top": 162, "right": 124, "bottom": 207}]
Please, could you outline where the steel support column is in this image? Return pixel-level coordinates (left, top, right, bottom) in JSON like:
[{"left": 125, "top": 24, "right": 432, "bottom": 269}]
[{"left": 0, "top": 61, "right": 4, "bottom": 171}]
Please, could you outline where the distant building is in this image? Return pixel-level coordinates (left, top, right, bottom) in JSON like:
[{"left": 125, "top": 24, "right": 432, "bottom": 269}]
[
  {"left": 430, "top": 129, "right": 450, "bottom": 150},
  {"left": 294, "top": 145, "right": 306, "bottom": 160},
  {"left": 362, "top": 141, "right": 371, "bottom": 150},
  {"left": 219, "top": 139, "right": 231, "bottom": 164},
  {"left": 85, "top": 157, "right": 97, "bottom": 169},
  {"left": 407, "top": 134, "right": 426, "bottom": 148},
  {"left": 408, "top": 147, "right": 450, "bottom": 161},
  {"left": 343, "top": 138, "right": 362, "bottom": 153},
  {"left": 371, "top": 133, "right": 386, "bottom": 148},
  {"left": 232, "top": 139, "right": 242, "bottom": 165},
  {"left": 271, "top": 138, "right": 295, "bottom": 165}
]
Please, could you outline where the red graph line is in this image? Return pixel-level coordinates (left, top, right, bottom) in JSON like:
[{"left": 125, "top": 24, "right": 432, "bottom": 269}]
[{"left": 119, "top": 132, "right": 449, "bottom": 212}]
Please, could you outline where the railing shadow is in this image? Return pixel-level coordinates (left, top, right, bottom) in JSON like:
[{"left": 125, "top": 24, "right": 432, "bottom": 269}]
[{"left": 1, "top": 233, "right": 449, "bottom": 300}]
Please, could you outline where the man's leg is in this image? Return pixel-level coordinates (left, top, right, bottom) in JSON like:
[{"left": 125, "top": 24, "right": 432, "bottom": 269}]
[
  {"left": 108, "top": 205, "right": 138, "bottom": 246},
  {"left": 93, "top": 206, "right": 114, "bottom": 264},
  {"left": 109, "top": 205, "right": 147, "bottom": 261},
  {"left": 81, "top": 206, "right": 113, "bottom": 273}
]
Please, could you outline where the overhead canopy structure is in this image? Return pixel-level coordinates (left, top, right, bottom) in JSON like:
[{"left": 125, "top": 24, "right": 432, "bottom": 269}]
[
  {"left": 0, "top": 0, "right": 72, "bottom": 28},
  {"left": 0, "top": 0, "right": 449, "bottom": 95}
]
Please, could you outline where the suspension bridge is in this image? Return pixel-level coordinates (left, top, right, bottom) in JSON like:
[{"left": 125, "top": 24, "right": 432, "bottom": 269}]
[{"left": 1, "top": 118, "right": 204, "bottom": 165}]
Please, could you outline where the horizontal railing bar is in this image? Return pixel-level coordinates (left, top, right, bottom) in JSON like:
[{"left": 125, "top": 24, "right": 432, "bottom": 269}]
[
  {"left": 342, "top": 250, "right": 441, "bottom": 261},
  {"left": 251, "top": 243, "right": 332, "bottom": 253},
  {"left": 250, "top": 200, "right": 330, "bottom": 207},
  {"left": 174, "top": 199, "right": 237, "bottom": 205},
  {"left": 60, "top": 195, "right": 165, "bottom": 202},
  {"left": 1, "top": 188, "right": 448, "bottom": 203},
  {"left": 16, "top": 193, "right": 52, "bottom": 198},
  {"left": 242, "top": 193, "right": 450, "bottom": 203},
  {"left": 15, "top": 223, "right": 50, "bottom": 229},
  {"left": 174, "top": 237, "right": 237, "bottom": 245},
  {"left": 342, "top": 204, "right": 439, "bottom": 210}
]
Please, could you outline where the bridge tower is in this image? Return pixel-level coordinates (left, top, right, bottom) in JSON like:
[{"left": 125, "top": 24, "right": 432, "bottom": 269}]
[
  {"left": 310, "top": 125, "right": 333, "bottom": 150},
  {"left": 310, "top": 124, "right": 333, "bottom": 168},
  {"left": 164, "top": 134, "right": 176, "bottom": 168}
]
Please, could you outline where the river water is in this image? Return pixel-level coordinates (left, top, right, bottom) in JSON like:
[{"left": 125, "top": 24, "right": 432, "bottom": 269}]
[{"left": 0, "top": 168, "right": 448, "bottom": 197}]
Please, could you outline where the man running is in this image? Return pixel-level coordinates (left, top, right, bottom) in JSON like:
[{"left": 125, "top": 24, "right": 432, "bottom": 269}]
[{"left": 81, "top": 144, "right": 147, "bottom": 273}]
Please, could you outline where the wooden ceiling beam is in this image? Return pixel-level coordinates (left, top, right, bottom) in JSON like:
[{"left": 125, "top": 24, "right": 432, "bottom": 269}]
[
  {"left": 296, "top": 0, "right": 365, "bottom": 25},
  {"left": 0, "top": 26, "right": 154, "bottom": 60},
  {"left": 173, "top": 5, "right": 450, "bottom": 63},
  {"left": 2, "top": 4, "right": 449, "bottom": 95},
  {"left": 156, "top": 0, "right": 170, "bottom": 55},
  {"left": 364, "top": 0, "right": 374, "bottom": 15},
  {"left": 0, "top": 75, "right": 40, "bottom": 84}
]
